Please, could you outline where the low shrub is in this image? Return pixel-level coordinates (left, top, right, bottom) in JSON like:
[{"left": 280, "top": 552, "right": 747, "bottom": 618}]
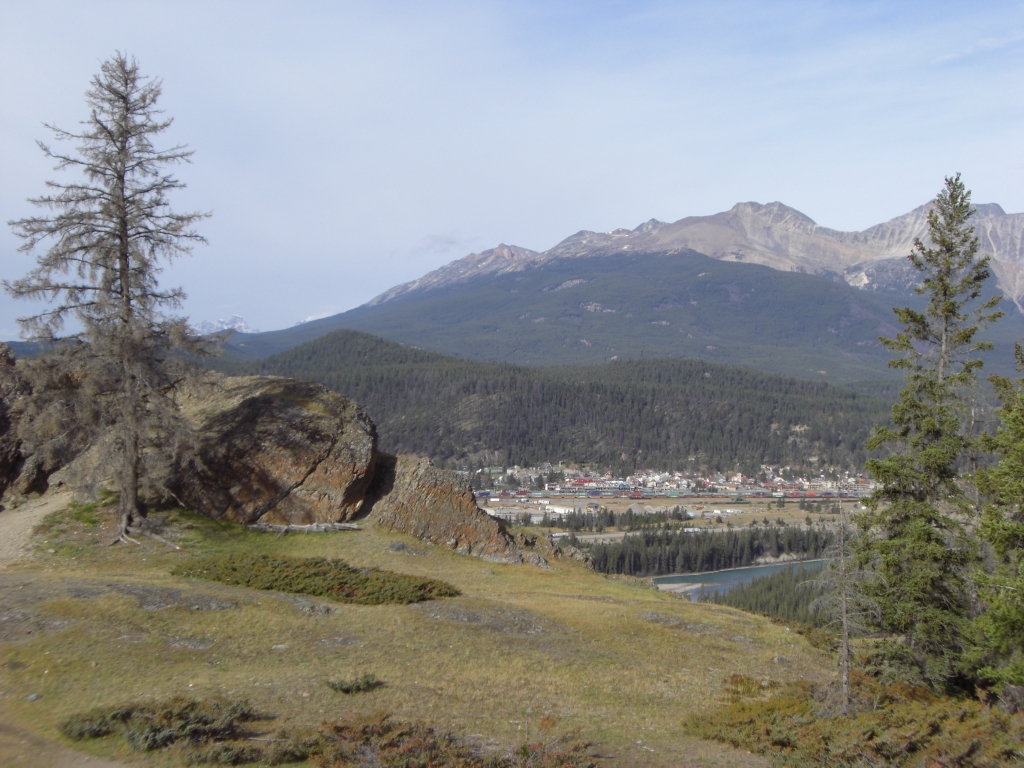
[
  {"left": 721, "top": 674, "right": 779, "bottom": 701},
  {"left": 185, "top": 737, "right": 317, "bottom": 766},
  {"left": 326, "top": 673, "right": 383, "bottom": 694},
  {"left": 62, "top": 698, "right": 594, "bottom": 767},
  {"left": 310, "top": 713, "right": 594, "bottom": 768},
  {"left": 60, "top": 696, "right": 262, "bottom": 752},
  {"left": 685, "top": 673, "right": 1024, "bottom": 767},
  {"left": 174, "top": 553, "right": 460, "bottom": 605}
]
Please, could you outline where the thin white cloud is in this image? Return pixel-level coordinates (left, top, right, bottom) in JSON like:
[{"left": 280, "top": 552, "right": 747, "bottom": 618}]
[{"left": 935, "top": 29, "right": 1024, "bottom": 63}]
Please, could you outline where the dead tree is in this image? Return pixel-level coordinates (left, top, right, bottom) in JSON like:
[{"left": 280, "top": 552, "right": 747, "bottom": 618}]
[
  {"left": 813, "top": 504, "right": 876, "bottom": 714},
  {"left": 5, "top": 53, "right": 211, "bottom": 542}
]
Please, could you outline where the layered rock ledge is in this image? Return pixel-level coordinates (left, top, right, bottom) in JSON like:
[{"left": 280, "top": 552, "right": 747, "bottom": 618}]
[{"left": 367, "top": 454, "right": 522, "bottom": 564}]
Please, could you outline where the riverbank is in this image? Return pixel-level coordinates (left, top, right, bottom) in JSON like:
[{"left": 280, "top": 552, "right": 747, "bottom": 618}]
[{"left": 653, "top": 559, "right": 826, "bottom": 601}]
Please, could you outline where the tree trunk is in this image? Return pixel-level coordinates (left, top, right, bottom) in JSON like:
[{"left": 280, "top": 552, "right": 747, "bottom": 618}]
[
  {"left": 838, "top": 505, "right": 851, "bottom": 715},
  {"left": 115, "top": 388, "right": 142, "bottom": 543},
  {"left": 114, "top": 144, "right": 140, "bottom": 544}
]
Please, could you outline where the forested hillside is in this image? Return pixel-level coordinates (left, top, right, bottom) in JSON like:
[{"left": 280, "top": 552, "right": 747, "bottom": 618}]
[
  {"left": 223, "top": 249, "right": 1023, "bottom": 383},
  {"left": 228, "top": 330, "right": 891, "bottom": 473}
]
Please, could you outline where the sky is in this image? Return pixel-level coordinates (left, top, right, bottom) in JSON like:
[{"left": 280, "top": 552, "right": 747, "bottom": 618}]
[{"left": 2, "top": 1, "right": 1023, "bottom": 338}]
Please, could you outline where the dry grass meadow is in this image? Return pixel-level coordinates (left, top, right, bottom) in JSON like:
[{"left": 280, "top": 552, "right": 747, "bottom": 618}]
[{"left": 0, "top": 497, "right": 834, "bottom": 767}]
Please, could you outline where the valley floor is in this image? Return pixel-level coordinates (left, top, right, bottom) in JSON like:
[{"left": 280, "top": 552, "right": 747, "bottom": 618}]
[{"left": 0, "top": 492, "right": 834, "bottom": 767}]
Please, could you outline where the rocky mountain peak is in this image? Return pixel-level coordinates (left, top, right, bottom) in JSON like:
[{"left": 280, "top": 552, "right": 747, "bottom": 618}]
[
  {"left": 364, "top": 199, "right": 1024, "bottom": 311},
  {"left": 364, "top": 243, "right": 544, "bottom": 306},
  {"left": 731, "top": 201, "right": 819, "bottom": 230},
  {"left": 975, "top": 203, "right": 1007, "bottom": 217},
  {"left": 633, "top": 218, "right": 666, "bottom": 233}
]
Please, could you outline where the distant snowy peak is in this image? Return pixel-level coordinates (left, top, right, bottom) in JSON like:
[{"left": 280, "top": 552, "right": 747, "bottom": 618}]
[
  {"left": 195, "top": 315, "right": 259, "bottom": 335},
  {"left": 363, "top": 200, "right": 1024, "bottom": 310}
]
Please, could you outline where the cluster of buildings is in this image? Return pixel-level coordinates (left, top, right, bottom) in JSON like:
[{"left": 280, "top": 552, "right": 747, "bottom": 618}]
[{"left": 466, "top": 463, "right": 876, "bottom": 505}]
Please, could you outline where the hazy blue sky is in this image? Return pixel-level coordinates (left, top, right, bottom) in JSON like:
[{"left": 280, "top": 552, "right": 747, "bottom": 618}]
[{"left": 2, "top": 1, "right": 1022, "bottom": 337}]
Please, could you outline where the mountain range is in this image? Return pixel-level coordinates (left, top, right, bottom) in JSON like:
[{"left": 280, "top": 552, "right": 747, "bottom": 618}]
[
  {"left": 224, "top": 199, "right": 1024, "bottom": 384},
  {"left": 368, "top": 201, "right": 1024, "bottom": 309}
]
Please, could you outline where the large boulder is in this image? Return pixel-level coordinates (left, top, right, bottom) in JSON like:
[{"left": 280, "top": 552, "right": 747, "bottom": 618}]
[
  {"left": 175, "top": 376, "right": 377, "bottom": 525},
  {"left": 368, "top": 454, "right": 525, "bottom": 564}
]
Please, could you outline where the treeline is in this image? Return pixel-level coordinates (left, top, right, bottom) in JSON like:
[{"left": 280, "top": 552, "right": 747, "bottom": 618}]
[
  {"left": 581, "top": 527, "right": 833, "bottom": 577},
  {"left": 559, "top": 508, "right": 688, "bottom": 532},
  {"left": 226, "top": 329, "right": 890, "bottom": 474},
  {"left": 702, "top": 564, "right": 826, "bottom": 626}
]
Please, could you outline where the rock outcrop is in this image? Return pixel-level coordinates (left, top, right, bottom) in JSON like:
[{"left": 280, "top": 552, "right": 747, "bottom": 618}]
[
  {"left": 0, "top": 344, "right": 53, "bottom": 501},
  {"left": 367, "top": 454, "right": 525, "bottom": 564},
  {"left": 175, "top": 376, "right": 377, "bottom": 526},
  {"left": 0, "top": 345, "right": 25, "bottom": 500},
  {"left": 514, "top": 531, "right": 592, "bottom": 567},
  {"left": 3, "top": 364, "right": 549, "bottom": 567}
]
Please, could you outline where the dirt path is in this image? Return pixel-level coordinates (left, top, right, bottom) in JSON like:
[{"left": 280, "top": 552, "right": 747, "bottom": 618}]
[
  {"left": 0, "top": 706, "right": 130, "bottom": 768},
  {"left": 0, "top": 492, "right": 134, "bottom": 766},
  {"left": 0, "top": 491, "right": 72, "bottom": 570}
]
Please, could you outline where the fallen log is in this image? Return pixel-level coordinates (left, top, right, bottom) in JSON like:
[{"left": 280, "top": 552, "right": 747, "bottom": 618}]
[{"left": 245, "top": 522, "right": 360, "bottom": 535}]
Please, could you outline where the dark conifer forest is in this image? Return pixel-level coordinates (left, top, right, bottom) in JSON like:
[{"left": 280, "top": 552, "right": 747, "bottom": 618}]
[
  {"left": 576, "top": 526, "right": 832, "bottom": 576},
  {"left": 229, "top": 330, "right": 890, "bottom": 474},
  {"left": 702, "top": 564, "right": 826, "bottom": 625}
]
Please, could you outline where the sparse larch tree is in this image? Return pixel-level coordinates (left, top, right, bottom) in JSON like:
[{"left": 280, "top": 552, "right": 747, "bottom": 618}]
[
  {"left": 859, "top": 174, "right": 1002, "bottom": 690},
  {"left": 5, "top": 53, "right": 210, "bottom": 543}
]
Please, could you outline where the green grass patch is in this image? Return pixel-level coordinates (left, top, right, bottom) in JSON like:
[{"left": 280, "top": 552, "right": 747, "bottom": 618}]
[
  {"left": 66, "top": 488, "right": 118, "bottom": 527},
  {"left": 326, "top": 672, "right": 383, "bottom": 694},
  {"left": 173, "top": 553, "right": 460, "bottom": 605},
  {"left": 685, "top": 673, "right": 1024, "bottom": 767},
  {"left": 68, "top": 502, "right": 100, "bottom": 526}
]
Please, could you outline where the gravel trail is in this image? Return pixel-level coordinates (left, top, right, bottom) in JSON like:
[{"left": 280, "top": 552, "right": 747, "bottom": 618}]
[
  {"left": 0, "top": 707, "right": 132, "bottom": 767},
  {"left": 0, "top": 491, "right": 73, "bottom": 570},
  {"left": 0, "top": 491, "right": 135, "bottom": 765}
]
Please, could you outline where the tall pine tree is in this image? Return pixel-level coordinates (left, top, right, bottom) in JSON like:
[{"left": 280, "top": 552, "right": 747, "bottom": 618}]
[
  {"left": 860, "top": 174, "right": 1001, "bottom": 690},
  {"left": 969, "top": 342, "right": 1024, "bottom": 710}
]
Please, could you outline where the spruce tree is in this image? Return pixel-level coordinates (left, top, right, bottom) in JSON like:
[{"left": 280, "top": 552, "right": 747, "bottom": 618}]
[
  {"left": 5, "top": 53, "right": 210, "bottom": 542},
  {"left": 969, "top": 342, "right": 1024, "bottom": 709},
  {"left": 860, "top": 174, "right": 1001, "bottom": 690}
]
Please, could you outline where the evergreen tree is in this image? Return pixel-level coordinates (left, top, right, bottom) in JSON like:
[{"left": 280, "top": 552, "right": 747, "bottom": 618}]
[
  {"left": 969, "top": 342, "right": 1024, "bottom": 709},
  {"left": 860, "top": 174, "right": 1001, "bottom": 690},
  {"left": 5, "top": 53, "right": 210, "bottom": 542}
]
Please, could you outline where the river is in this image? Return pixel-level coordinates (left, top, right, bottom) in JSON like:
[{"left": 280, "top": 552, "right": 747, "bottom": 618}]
[{"left": 652, "top": 559, "right": 825, "bottom": 602}]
